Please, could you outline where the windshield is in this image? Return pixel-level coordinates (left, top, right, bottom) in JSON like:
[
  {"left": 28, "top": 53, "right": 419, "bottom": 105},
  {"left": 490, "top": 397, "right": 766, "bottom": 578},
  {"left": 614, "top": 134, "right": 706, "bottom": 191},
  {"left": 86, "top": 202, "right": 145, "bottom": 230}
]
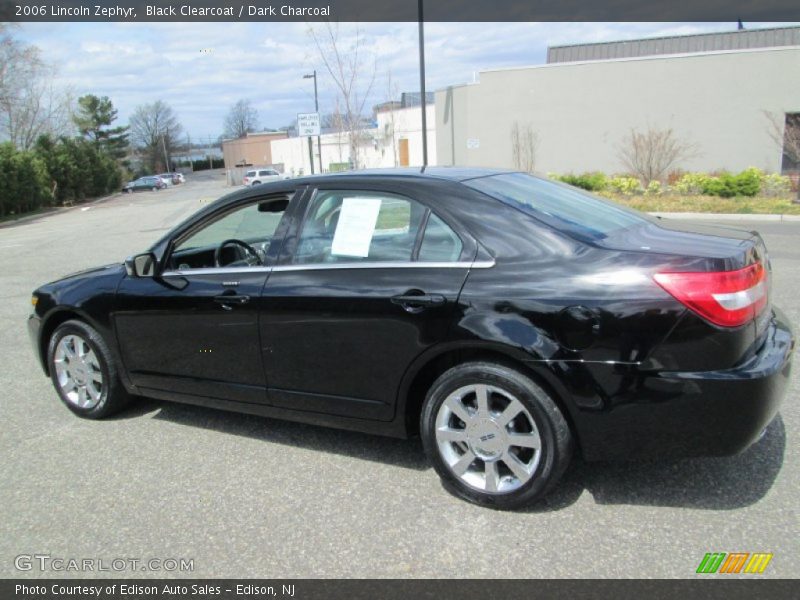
[{"left": 464, "top": 172, "right": 648, "bottom": 241}]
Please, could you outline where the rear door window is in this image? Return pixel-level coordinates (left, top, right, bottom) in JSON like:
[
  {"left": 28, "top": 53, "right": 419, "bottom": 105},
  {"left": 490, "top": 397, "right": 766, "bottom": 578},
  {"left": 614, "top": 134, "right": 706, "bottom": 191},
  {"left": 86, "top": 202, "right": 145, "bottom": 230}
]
[
  {"left": 294, "top": 191, "right": 428, "bottom": 264},
  {"left": 418, "top": 213, "right": 463, "bottom": 262}
]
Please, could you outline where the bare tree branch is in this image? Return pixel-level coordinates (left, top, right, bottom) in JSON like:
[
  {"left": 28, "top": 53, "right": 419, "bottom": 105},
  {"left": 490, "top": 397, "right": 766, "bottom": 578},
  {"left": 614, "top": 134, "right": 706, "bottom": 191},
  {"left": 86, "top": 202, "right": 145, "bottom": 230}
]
[
  {"left": 617, "top": 126, "right": 697, "bottom": 187},
  {"left": 308, "top": 22, "right": 376, "bottom": 168},
  {"left": 223, "top": 99, "right": 259, "bottom": 139},
  {"left": 511, "top": 121, "right": 539, "bottom": 173},
  {"left": 764, "top": 110, "right": 800, "bottom": 165},
  {"left": 129, "top": 100, "right": 183, "bottom": 172},
  {"left": 0, "top": 25, "right": 74, "bottom": 149}
]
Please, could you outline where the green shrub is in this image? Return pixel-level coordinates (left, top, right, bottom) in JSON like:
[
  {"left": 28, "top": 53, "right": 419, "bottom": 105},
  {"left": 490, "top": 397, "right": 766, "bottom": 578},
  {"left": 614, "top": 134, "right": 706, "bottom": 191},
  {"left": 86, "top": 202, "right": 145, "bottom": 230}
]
[
  {"left": 34, "top": 136, "right": 121, "bottom": 204},
  {"left": 673, "top": 172, "right": 710, "bottom": 195},
  {"left": 607, "top": 176, "right": 642, "bottom": 195},
  {"left": 0, "top": 136, "right": 122, "bottom": 219},
  {"left": 191, "top": 157, "right": 224, "bottom": 171},
  {"left": 699, "top": 169, "right": 760, "bottom": 198},
  {"left": 700, "top": 174, "right": 733, "bottom": 197},
  {"left": 645, "top": 180, "right": 662, "bottom": 196},
  {"left": 760, "top": 173, "right": 792, "bottom": 197},
  {"left": 0, "top": 143, "right": 51, "bottom": 217},
  {"left": 553, "top": 171, "right": 608, "bottom": 192},
  {"left": 732, "top": 167, "right": 762, "bottom": 197}
]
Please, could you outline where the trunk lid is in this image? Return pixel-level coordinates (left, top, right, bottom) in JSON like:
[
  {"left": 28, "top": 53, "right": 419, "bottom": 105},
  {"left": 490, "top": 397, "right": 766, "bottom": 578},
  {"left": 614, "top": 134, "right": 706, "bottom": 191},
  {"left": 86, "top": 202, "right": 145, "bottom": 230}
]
[
  {"left": 596, "top": 219, "right": 762, "bottom": 271},
  {"left": 601, "top": 219, "right": 771, "bottom": 340}
]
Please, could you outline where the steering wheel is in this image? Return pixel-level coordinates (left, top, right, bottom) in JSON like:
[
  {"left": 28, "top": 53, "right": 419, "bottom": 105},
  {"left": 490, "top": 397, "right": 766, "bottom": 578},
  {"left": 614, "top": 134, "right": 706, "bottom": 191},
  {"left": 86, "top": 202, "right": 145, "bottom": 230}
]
[{"left": 214, "top": 239, "right": 263, "bottom": 267}]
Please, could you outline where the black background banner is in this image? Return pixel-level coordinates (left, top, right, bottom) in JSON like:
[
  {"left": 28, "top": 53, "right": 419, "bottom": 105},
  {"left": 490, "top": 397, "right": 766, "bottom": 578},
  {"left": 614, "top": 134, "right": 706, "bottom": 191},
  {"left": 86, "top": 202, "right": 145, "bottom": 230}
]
[
  {"left": 1, "top": 0, "right": 800, "bottom": 22},
  {"left": 2, "top": 580, "right": 799, "bottom": 600}
]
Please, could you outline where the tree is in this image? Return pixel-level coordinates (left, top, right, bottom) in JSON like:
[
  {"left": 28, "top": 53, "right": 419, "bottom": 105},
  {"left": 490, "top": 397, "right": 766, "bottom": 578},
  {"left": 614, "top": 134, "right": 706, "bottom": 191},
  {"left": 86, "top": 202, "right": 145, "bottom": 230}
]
[
  {"left": 73, "top": 95, "right": 129, "bottom": 160},
  {"left": 223, "top": 99, "right": 259, "bottom": 139},
  {"left": 383, "top": 69, "right": 399, "bottom": 167},
  {"left": 617, "top": 126, "right": 697, "bottom": 187},
  {"left": 511, "top": 121, "right": 539, "bottom": 173},
  {"left": 309, "top": 22, "right": 376, "bottom": 168},
  {"left": 765, "top": 111, "right": 800, "bottom": 166},
  {"left": 128, "top": 100, "right": 183, "bottom": 172},
  {"left": 764, "top": 110, "right": 800, "bottom": 203},
  {"left": 0, "top": 25, "right": 74, "bottom": 150}
]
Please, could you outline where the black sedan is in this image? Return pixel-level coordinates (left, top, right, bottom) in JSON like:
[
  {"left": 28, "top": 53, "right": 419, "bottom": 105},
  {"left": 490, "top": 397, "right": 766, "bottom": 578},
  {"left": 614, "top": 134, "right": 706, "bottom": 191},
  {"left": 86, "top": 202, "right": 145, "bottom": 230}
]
[
  {"left": 122, "top": 176, "right": 166, "bottom": 193},
  {"left": 28, "top": 168, "right": 794, "bottom": 509}
]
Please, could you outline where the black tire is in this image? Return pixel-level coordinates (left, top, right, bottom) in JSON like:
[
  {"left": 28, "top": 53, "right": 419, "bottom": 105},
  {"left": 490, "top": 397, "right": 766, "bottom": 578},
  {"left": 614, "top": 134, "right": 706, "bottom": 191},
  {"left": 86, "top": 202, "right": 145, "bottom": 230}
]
[
  {"left": 47, "top": 319, "right": 133, "bottom": 419},
  {"left": 420, "top": 361, "right": 573, "bottom": 509}
]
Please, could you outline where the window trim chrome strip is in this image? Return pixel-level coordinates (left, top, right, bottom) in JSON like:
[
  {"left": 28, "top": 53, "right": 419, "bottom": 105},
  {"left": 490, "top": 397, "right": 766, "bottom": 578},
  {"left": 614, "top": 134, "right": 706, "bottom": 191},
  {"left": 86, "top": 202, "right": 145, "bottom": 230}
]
[
  {"left": 162, "top": 266, "right": 273, "bottom": 276},
  {"left": 270, "top": 260, "right": 494, "bottom": 272},
  {"left": 160, "top": 259, "right": 495, "bottom": 278}
]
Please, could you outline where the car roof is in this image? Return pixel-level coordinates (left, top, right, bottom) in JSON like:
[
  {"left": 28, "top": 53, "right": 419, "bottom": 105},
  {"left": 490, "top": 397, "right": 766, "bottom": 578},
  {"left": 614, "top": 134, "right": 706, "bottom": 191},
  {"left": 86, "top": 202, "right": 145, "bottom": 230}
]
[
  {"left": 188, "top": 167, "right": 521, "bottom": 224},
  {"left": 291, "top": 166, "right": 513, "bottom": 185}
]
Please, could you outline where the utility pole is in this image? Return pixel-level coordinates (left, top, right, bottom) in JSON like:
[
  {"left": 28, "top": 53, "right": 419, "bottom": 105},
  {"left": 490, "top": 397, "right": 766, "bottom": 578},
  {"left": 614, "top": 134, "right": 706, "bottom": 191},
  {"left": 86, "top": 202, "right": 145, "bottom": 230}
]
[
  {"left": 418, "top": 0, "right": 428, "bottom": 168},
  {"left": 304, "top": 71, "right": 321, "bottom": 173},
  {"left": 161, "top": 131, "right": 170, "bottom": 172}
]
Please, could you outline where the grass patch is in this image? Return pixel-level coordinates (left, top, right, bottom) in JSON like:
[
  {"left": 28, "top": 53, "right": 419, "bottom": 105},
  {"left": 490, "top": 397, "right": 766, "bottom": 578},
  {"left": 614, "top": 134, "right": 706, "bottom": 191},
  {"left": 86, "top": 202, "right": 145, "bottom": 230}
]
[{"left": 605, "top": 194, "right": 800, "bottom": 215}]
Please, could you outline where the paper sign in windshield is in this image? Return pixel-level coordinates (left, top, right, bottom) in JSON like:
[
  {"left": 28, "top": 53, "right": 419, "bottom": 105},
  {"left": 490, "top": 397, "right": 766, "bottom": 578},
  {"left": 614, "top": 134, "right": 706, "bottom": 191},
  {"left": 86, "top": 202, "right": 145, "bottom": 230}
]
[{"left": 331, "top": 197, "right": 383, "bottom": 258}]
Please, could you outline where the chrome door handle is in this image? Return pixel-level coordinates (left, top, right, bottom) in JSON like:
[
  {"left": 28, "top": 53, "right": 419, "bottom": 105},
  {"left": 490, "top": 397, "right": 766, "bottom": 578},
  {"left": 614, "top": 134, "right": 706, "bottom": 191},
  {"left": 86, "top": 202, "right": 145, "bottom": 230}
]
[
  {"left": 391, "top": 293, "right": 446, "bottom": 312},
  {"left": 214, "top": 294, "right": 250, "bottom": 307}
]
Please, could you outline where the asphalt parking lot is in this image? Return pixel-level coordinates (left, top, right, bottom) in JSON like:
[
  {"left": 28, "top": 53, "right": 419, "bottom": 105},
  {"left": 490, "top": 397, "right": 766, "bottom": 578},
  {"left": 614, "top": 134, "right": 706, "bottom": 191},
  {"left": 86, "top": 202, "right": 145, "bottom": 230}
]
[{"left": 1, "top": 173, "right": 797, "bottom": 578}]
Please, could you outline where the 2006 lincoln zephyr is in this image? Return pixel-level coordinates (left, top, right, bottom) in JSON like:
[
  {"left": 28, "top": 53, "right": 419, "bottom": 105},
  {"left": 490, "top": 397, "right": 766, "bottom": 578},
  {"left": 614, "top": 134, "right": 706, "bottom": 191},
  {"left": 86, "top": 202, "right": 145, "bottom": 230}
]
[{"left": 29, "top": 168, "right": 795, "bottom": 508}]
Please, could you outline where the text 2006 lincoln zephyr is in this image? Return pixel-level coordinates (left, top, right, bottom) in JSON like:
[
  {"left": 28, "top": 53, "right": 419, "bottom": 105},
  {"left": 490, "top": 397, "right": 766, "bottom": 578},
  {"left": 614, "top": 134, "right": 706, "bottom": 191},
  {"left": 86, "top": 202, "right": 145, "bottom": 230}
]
[{"left": 28, "top": 168, "right": 794, "bottom": 508}]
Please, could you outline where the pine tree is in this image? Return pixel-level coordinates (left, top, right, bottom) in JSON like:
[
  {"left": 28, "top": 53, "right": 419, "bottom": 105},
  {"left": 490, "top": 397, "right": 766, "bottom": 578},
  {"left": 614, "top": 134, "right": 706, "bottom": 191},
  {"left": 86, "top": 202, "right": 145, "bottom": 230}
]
[{"left": 73, "top": 95, "right": 129, "bottom": 161}]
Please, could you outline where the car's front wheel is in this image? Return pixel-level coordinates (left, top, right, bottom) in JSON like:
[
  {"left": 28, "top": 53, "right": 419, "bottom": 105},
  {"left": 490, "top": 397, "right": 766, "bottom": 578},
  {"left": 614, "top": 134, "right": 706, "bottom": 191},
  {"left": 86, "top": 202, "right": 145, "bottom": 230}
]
[
  {"left": 421, "top": 361, "right": 573, "bottom": 509},
  {"left": 47, "top": 320, "right": 132, "bottom": 419}
]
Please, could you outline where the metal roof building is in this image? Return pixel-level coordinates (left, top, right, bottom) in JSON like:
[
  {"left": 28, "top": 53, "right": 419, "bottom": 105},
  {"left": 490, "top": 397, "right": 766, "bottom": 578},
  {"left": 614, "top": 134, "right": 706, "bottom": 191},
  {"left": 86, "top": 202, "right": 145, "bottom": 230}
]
[{"left": 547, "top": 26, "right": 800, "bottom": 63}]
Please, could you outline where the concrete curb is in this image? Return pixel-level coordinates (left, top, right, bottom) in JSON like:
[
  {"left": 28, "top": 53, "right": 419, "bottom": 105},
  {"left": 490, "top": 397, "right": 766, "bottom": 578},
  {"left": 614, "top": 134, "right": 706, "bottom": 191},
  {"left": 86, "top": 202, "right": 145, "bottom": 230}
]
[{"left": 648, "top": 212, "right": 800, "bottom": 222}]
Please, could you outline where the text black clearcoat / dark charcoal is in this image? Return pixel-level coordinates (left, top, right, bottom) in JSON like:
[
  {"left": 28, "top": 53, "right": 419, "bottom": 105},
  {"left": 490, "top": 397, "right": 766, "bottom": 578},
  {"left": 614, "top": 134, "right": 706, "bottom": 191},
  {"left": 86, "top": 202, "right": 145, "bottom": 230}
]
[{"left": 28, "top": 168, "right": 794, "bottom": 507}]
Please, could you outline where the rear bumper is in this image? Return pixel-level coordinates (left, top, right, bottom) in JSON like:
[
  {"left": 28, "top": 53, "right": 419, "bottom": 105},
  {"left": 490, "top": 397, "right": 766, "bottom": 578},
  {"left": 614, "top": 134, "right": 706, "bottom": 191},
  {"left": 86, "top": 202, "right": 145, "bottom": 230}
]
[{"left": 575, "top": 307, "right": 794, "bottom": 461}]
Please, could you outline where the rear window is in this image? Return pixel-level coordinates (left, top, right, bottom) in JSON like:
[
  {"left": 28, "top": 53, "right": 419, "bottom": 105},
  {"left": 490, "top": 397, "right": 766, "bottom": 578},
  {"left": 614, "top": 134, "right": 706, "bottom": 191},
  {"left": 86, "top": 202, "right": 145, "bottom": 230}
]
[
  {"left": 246, "top": 170, "right": 256, "bottom": 177},
  {"left": 464, "top": 172, "right": 647, "bottom": 241}
]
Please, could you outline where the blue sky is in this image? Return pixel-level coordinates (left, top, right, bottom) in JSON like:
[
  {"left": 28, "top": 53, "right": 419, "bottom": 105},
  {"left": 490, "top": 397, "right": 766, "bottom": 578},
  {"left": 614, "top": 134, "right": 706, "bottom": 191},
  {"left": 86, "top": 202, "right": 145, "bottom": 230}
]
[{"left": 15, "top": 21, "right": 797, "bottom": 141}]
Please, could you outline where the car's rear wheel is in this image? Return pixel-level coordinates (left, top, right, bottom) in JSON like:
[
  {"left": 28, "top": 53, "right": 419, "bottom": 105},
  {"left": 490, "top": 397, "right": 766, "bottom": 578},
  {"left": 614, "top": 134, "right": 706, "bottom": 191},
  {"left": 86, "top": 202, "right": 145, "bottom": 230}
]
[
  {"left": 151, "top": 186, "right": 158, "bottom": 192},
  {"left": 48, "top": 320, "right": 132, "bottom": 419},
  {"left": 421, "top": 361, "right": 573, "bottom": 509}
]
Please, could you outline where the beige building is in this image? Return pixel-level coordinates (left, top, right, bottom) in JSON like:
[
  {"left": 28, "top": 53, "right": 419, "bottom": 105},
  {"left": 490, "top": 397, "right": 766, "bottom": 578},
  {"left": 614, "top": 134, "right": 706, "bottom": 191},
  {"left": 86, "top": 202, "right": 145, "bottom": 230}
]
[
  {"left": 436, "top": 30, "right": 800, "bottom": 175},
  {"left": 221, "top": 131, "right": 289, "bottom": 169}
]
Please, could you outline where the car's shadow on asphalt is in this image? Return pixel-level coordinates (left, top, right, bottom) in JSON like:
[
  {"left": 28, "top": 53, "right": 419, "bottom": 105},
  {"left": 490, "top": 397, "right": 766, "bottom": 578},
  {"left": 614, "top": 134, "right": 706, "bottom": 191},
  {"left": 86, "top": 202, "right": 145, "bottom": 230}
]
[
  {"left": 121, "top": 399, "right": 786, "bottom": 511},
  {"left": 122, "top": 397, "right": 430, "bottom": 471},
  {"left": 526, "top": 414, "right": 786, "bottom": 513}
]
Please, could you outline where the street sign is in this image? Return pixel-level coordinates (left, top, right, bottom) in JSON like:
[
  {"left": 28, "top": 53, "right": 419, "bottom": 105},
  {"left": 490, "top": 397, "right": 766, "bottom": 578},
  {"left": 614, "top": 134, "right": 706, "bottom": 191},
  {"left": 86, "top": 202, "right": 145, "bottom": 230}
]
[{"left": 297, "top": 112, "right": 321, "bottom": 137}]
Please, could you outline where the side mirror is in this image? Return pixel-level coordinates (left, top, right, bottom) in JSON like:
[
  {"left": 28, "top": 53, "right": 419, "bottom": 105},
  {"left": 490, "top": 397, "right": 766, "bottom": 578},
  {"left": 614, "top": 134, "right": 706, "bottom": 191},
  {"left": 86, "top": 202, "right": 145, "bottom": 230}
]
[{"left": 125, "top": 252, "right": 157, "bottom": 278}]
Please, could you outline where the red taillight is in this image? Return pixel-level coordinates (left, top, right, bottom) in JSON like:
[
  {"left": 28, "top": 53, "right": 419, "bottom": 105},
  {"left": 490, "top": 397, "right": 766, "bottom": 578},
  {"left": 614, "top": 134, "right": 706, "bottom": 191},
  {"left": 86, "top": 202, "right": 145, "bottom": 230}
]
[{"left": 654, "top": 262, "right": 767, "bottom": 327}]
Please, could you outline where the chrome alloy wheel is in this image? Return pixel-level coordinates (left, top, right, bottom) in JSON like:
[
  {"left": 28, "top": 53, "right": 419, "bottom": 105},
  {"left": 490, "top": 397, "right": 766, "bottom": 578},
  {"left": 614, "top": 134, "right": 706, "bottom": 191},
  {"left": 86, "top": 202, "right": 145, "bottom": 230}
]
[
  {"left": 53, "top": 334, "right": 103, "bottom": 409},
  {"left": 435, "top": 384, "right": 542, "bottom": 494}
]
